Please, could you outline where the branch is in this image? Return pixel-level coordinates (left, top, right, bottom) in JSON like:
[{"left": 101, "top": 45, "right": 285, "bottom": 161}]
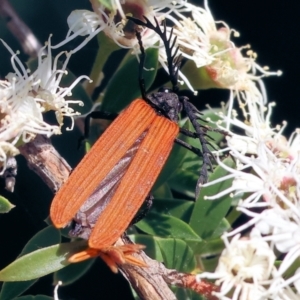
[
  {"left": 19, "top": 135, "right": 71, "bottom": 193},
  {"left": 19, "top": 134, "right": 218, "bottom": 299},
  {"left": 118, "top": 237, "right": 219, "bottom": 300},
  {"left": 0, "top": 0, "right": 43, "bottom": 57}
]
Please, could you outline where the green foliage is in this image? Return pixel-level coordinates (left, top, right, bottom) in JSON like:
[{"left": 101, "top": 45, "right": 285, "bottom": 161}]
[
  {"left": 53, "top": 258, "right": 95, "bottom": 286},
  {"left": 189, "top": 156, "right": 235, "bottom": 239},
  {"left": 136, "top": 212, "right": 202, "bottom": 243},
  {"left": 14, "top": 296, "right": 53, "bottom": 300},
  {"left": 0, "top": 244, "right": 71, "bottom": 282},
  {"left": 0, "top": 196, "right": 15, "bottom": 214},
  {"left": 101, "top": 47, "right": 159, "bottom": 113},
  {"left": 0, "top": 5, "right": 237, "bottom": 299},
  {"left": 0, "top": 226, "right": 60, "bottom": 300}
]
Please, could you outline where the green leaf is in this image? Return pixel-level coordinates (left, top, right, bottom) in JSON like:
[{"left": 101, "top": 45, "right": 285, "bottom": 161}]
[
  {"left": 151, "top": 198, "right": 194, "bottom": 223},
  {"left": 164, "top": 119, "right": 202, "bottom": 198},
  {"left": 153, "top": 141, "right": 188, "bottom": 191},
  {"left": 181, "top": 60, "right": 218, "bottom": 90},
  {"left": 154, "top": 119, "right": 192, "bottom": 193},
  {"left": 101, "top": 47, "right": 158, "bottom": 113},
  {"left": 211, "top": 218, "right": 231, "bottom": 238},
  {"left": 0, "top": 195, "right": 14, "bottom": 213},
  {"left": 131, "top": 234, "right": 195, "bottom": 272},
  {"left": 0, "top": 281, "right": 35, "bottom": 300},
  {"left": 153, "top": 183, "right": 173, "bottom": 199},
  {"left": 131, "top": 236, "right": 199, "bottom": 299},
  {"left": 189, "top": 157, "right": 235, "bottom": 239},
  {"left": 175, "top": 288, "right": 207, "bottom": 300},
  {"left": 0, "top": 241, "right": 87, "bottom": 282},
  {"left": 168, "top": 170, "right": 198, "bottom": 197},
  {"left": 200, "top": 255, "right": 220, "bottom": 273},
  {"left": 281, "top": 256, "right": 300, "bottom": 279},
  {"left": 130, "top": 234, "right": 163, "bottom": 262},
  {"left": 168, "top": 156, "right": 199, "bottom": 198},
  {"left": 20, "top": 226, "right": 61, "bottom": 256},
  {"left": 185, "top": 238, "right": 224, "bottom": 272},
  {"left": 86, "top": 31, "right": 120, "bottom": 97},
  {"left": 174, "top": 288, "right": 204, "bottom": 300},
  {"left": 0, "top": 226, "right": 61, "bottom": 300},
  {"left": 156, "top": 238, "right": 196, "bottom": 272},
  {"left": 201, "top": 108, "right": 225, "bottom": 145},
  {"left": 15, "top": 296, "right": 53, "bottom": 300},
  {"left": 15, "top": 295, "right": 53, "bottom": 300},
  {"left": 53, "top": 258, "right": 95, "bottom": 286},
  {"left": 226, "top": 206, "right": 242, "bottom": 225},
  {"left": 195, "top": 238, "right": 224, "bottom": 256},
  {"left": 135, "top": 212, "right": 201, "bottom": 242}
]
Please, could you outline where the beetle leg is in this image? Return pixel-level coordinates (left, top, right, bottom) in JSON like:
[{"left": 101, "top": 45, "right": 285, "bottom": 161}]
[
  {"left": 175, "top": 137, "right": 214, "bottom": 199},
  {"left": 68, "top": 244, "right": 147, "bottom": 273},
  {"left": 131, "top": 193, "right": 154, "bottom": 225}
]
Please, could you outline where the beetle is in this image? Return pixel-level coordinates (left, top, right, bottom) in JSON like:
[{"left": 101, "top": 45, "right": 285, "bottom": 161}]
[{"left": 50, "top": 17, "right": 214, "bottom": 272}]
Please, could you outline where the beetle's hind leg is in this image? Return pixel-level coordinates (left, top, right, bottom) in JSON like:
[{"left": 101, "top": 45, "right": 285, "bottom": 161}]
[{"left": 130, "top": 193, "right": 154, "bottom": 225}]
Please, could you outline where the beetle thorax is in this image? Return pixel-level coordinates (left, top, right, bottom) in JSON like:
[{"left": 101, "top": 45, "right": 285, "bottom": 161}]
[{"left": 147, "top": 88, "right": 182, "bottom": 122}]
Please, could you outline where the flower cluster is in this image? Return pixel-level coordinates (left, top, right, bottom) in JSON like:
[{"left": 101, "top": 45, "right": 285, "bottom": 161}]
[
  {"left": 1, "top": 0, "right": 278, "bottom": 170},
  {"left": 0, "top": 37, "right": 88, "bottom": 173},
  {"left": 1, "top": 0, "right": 293, "bottom": 298},
  {"left": 58, "top": 0, "right": 281, "bottom": 93},
  {"left": 55, "top": 1, "right": 293, "bottom": 299},
  {"left": 197, "top": 32, "right": 300, "bottom": 300}
]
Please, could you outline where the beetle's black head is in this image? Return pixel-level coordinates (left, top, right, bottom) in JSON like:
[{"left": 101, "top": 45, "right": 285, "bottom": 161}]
[
  {"left": 128, "top": 16, "right": 183, "bottom": 122},
  {"left": 147, "top": 87, "right": 182, "bottom": 122}
]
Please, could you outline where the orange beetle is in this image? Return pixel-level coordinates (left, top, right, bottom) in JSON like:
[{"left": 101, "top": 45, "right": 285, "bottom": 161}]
[{"left": 50, "top": 17, "right": 213, "bottom": 272}]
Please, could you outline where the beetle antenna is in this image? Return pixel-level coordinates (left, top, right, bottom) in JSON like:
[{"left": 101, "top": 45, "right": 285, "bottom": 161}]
[
  {"left": 135, "top": 30, "right": 148, "bottom": 101},
  {"left": 127, "top": 16, "right": 181, "bottom": 93},
  {"left": 128, "top": 16, "right": 216, "bottom": 191}
]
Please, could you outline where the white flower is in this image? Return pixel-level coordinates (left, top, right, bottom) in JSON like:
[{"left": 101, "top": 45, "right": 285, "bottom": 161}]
[
  {"left": 53, "top": 0, "right": 187, "bottom": 52},
  {"left": 197, "top": 230, "right": 275, "bottom": 300},
  {"left": 0, "top": 38, "right": 88, "bottom": 172},
  {"left": 201, "top": 91, "right": 300, "bottom": 295},
  {"left": 204, "top": 83, "right": 300, "bottom": 210},
  {"left": 266, "top": 272, "right": 300, "bottom": 299},
  {"left": 30, "top": 37, "right": 88, "bottom": 130},
  {"left": 169, "top": 0, "right": 281, "bottom": 92},
  {"left": 200, "top": 45, "right": 300, "bottom": 299},
  {"left": 53, "top": 0, "right": 281, "bottom": 108}
]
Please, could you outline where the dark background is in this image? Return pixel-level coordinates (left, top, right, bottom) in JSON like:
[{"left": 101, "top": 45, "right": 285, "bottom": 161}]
[{"left": 0, "top": 1, "right": 298, "bottom": 299}]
